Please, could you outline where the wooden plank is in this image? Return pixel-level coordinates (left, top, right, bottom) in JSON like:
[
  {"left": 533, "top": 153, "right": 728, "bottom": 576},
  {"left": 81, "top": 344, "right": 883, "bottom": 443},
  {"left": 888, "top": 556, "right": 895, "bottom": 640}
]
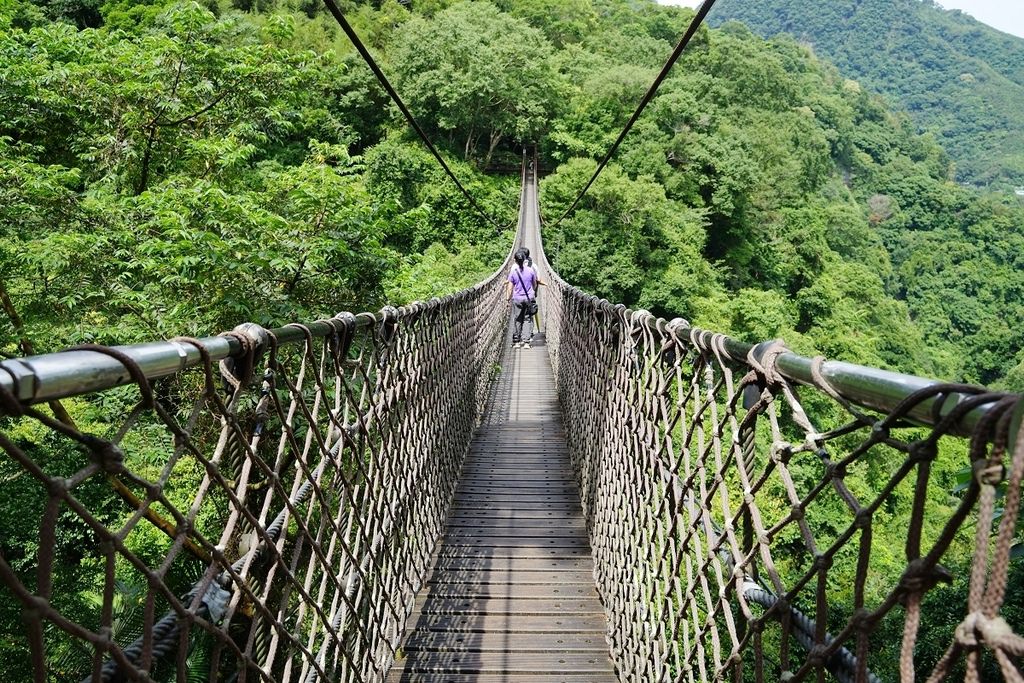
[
  {"left": 446, "top": 509, "right": 587, "bottom": 522},
  {"left": 458, "top": 473, "right": 576, "bottom": 486},
  {"left": 462, "top": 461, "right": 572, "bottom": 468},
  {"left": 438, "top": 542, "right": 591, "bottom": 554},
  {"left": 449, "top": 500, "right": 582, "bottom": 511},
  {"left": 460, "top": 468, "right": 574, "bottom": 476},
  {"left": 391, "top": 340, "right": 616, "bottom": 682},
  {"left": 462, "top": 473, "right": 581, "bottom": 483},
  {"left": 471, "top": 438, "right": 567, "bottom": 444},
  {"left": 444, "top": 517, "right": 586, "bottom": 529},
  {"left": 444, "top": 528, "right": 589, "bottom": 540},
  {"left": 392, "top": 652, "right": 615, "bottom": 674},
  {"left": 439, "top": 527, "right": 587, "bottom": 538},
  {"left": 428, "top": 556, "right": 594, "bottom": 572},
  {"left": 418, "top": 583, "right": 598, "bottom": 600},
  {"left": 427, "top": 570, "right": 596, "bottom": 584},
  {"left": 403, "top": 630, "right": 608, "bottom": 652},
  {"left": 416, "top": 596, "right": 603, "bottom": 615},
  {"left": 434, "top": 547, "right": 593, "bottom": 561},
  {"left": 451, "top": 493, "right": 581, "bottom": 504},
  {"left": 389, "top": 671, "right": 614, "bottom": 683},
  {"left": 403, "top": 613, "right": 608, "bottom": 633},
  {"left": 465, "top": 456, "right": 569, "bottom": 464},
  {"left": 457, "top": 485, "right": 579, "bottom": 495},
  {"left": 469, "top": 446, "right": 566, "bottom": 451}
]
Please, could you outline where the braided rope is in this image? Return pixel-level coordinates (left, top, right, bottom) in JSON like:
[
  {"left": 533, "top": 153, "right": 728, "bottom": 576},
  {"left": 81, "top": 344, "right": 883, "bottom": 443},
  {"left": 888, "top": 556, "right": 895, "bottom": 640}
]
[
  {"left": 0, "top": 249, "right": 512, "bottom": 681},
  {"left": 533, "top": 203, "right": 1024, "bottom": 681},
  {"left": 3, "top": 167, "right": 1024, "bottom": 682}
]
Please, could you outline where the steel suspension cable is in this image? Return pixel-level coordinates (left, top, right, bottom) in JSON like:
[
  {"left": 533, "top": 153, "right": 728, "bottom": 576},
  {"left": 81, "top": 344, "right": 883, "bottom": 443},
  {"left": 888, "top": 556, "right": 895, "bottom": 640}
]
[
  {"left": 548, "top": 0, "right": 717, "bottom": 227},
  {"left": 319, "top": 0, "right": 513, "bottom": 231}
]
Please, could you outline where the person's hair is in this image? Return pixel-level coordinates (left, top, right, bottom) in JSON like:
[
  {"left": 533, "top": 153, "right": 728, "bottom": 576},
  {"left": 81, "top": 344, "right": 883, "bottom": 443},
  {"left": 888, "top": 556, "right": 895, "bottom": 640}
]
[{"left": 514, "top": 249, "right": 525, "bottom": 268}]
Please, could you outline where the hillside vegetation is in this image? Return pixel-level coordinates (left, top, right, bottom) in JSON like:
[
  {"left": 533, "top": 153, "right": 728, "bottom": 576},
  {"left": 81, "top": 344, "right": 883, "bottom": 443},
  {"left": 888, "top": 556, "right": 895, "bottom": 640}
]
[
  {"left": 1, "top": 0, "right": 1023, "bottom": 680},
  {"left": 534, "top": 9, "right": 1024, "bottom": 391},
  {"left": 709, "top": 0, "right": 1024, "bottom": 189}
]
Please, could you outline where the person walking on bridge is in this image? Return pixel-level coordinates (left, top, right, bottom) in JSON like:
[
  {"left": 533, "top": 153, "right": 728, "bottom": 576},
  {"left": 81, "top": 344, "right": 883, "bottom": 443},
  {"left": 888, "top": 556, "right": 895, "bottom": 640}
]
[
  {"left": 507, "top": 248, "right": 538, "bottom": 349},
  {"left": 517, "top": 247, "right": 545, "bottom": 338}
]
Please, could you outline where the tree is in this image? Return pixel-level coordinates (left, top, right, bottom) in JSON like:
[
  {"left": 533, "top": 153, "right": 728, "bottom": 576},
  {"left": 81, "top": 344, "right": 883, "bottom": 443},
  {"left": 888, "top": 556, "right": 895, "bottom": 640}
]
[
  {"left": 390, "top": 1, "right": 562, "bottom": 166},
  {"left": 541, "top": 158, "right": 718, "bottom": 318}
]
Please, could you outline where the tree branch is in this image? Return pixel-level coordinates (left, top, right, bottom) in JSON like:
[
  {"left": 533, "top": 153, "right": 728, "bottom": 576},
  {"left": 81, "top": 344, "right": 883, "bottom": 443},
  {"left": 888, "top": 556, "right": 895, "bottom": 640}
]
[
  {"left": 156, "top": 89, "right": 231, "bottom": 128},
  {"left": 108, "top": 475, "right": 211, "bottom": 564}
]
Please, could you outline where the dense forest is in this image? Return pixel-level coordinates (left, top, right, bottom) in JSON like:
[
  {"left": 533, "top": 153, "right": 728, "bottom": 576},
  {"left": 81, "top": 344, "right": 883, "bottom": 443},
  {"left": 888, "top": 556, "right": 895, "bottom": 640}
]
[
  {"left": 709, "top": 0, "right": 1024, "bottom": 190},
  {"left": 1, "top": 0, "right": 1023, "bottom": 679}
]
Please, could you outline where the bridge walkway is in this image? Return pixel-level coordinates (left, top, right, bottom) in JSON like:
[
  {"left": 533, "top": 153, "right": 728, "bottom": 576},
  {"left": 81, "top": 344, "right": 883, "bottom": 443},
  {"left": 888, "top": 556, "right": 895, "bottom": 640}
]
[{"left": 387, "top": 333, "right": 617, "bottom": 682}]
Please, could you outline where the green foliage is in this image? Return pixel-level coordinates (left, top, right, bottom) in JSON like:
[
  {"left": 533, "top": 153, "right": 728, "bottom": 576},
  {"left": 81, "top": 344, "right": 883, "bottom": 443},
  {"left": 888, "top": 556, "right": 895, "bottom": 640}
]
[
  {"left": 1, "top": 0, "right": 1022, "bottom": 680},
  {"left": 385, "top": 240, "right": 507, "bottom": 303},
  {"left": 496, "top": 0, "right": 597, "bottom": 48},
  {"left": 542, "top": 7, "right": 1024, "bottom": 386},
  {"left": 0, "top": 2, "right": 514, "bottom": 677},
  {"left": 711, "top": 0, "right": 1024, "bottom": 190},
  {"left": 0, "top": 0, "right": 517, "bottom": 354},
  {"left": 541, "top": 158, "right": 717, "bottom": 318},
  {"left": 389, "top": 1, "right": 562, "bottom": 167}
]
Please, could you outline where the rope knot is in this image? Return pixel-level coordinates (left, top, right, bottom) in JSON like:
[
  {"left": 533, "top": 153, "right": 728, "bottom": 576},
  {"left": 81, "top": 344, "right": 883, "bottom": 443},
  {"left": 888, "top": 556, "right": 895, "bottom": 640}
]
[
  {"left": 850, "top": 607, "right": 875, "bottom": 630},
  {"left": 973, "top": 459, "right": 1005, "bottom": 487},
  {"left": 908, "top": 440, "right": 938, "bottom": 464},
  {"left": 46, "top": 477, "right": 68, "bottom": 497},
  {"left": 22, "top": 595, "right": 50, "bottom": 621},
  {"left": 220, "top": 323, "right": 268, "bottom": 391},
  {"left": 898, "top": 560, "right": 952, "bottom": 602},
  {"left": 90, "top": 441, "right": 125, "bottom": 475},
  {"left": 629, "top": 308, "right": 652, "bottom": 327},
  {"left": 665, "top": 317, "right": 689, "bottom": 334},
  {"left": 747, "top": 339, "right": 790, "bottom": 390},
  {"left": 954, "top": 612, "right": 1015, "bottom": 649},
  {"left": 871, "top": 420, "right": 890, "bottom": 442},
  {"left": 378, "top": 306, "right": 400, "bottom": 346},
  {"left": 854, "top": 509, "right": 872, "bottom": 529},
  {"left": 771, "top": 441, "right": 793, "bottom": 464},
  {"left": 825, "top": 461, "right": 847, "bottom": 480},
  {"left": 807, "top": 644, "right": 829, "bottom": 668},
  {"left": 329, "top": 312, "right": 358, "bottom": 358}
]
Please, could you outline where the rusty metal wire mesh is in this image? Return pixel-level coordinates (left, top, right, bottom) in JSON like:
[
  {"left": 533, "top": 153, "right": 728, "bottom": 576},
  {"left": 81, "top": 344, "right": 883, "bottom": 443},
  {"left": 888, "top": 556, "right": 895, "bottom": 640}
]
[
  {"left": 0, "top": 260, "right": 510, "bottom": 682},
  {"left": 534, "top": 240, "right": 1024, "bottom": 681}
]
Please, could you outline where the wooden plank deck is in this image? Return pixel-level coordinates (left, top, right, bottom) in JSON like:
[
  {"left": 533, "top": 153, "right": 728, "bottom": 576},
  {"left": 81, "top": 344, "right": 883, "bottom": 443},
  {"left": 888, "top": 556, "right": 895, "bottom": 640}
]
[{"left": 387, "top": 337, "right": 617, "bottom": 683}]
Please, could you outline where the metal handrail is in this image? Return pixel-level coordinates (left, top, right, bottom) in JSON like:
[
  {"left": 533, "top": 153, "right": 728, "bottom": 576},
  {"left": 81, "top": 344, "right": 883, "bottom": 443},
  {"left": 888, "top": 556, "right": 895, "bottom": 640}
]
[
  {"left": 0, "top": 234, "right": 517, "bottom": 413},
  {"left": 532, "top": 150, "right": 1005, "bottom": 437}
]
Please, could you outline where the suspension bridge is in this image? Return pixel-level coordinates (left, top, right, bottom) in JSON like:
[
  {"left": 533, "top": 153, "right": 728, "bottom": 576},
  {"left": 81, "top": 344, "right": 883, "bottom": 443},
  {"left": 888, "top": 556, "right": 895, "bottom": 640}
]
[{"left": 1, "top": 159, "right": 1022, "bottom": 683}]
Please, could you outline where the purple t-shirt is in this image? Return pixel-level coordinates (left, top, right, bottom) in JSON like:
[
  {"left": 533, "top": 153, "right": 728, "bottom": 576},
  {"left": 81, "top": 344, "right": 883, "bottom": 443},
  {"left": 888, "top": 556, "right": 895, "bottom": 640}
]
[{"left": 508, "top": 266, "right": 537, "bottom": 302}]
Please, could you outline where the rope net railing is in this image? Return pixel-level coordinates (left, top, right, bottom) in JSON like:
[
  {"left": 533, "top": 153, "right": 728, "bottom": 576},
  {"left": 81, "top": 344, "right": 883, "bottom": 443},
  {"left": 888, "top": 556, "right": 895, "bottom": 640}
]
[
  {"left": 532, "top": 183, "right": 1024, "bottom": 680},
  {"left": 0, "top": 232, "right": 515, "bottom": 681}
]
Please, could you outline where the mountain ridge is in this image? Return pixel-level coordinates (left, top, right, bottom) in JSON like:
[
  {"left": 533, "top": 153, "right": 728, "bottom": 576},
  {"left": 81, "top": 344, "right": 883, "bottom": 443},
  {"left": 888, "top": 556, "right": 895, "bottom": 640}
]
[{"left": 709, "top": 0, "right": 1024, "bottom": 189}]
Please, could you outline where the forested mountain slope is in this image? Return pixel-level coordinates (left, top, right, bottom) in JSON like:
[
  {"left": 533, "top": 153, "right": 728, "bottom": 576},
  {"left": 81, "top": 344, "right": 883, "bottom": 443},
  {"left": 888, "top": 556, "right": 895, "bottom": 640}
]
[
  {"left": 2, "top": 1, "right": 1024, "bottom": 681},
  {"left": 531, "top": 7, "right": 1024, "bottom": 391},
  {"left": 2, "top": 0, "right": 1023, "bottom": 384},
  {"left": 708, "top": 0, "right": 1024, "bottom": 189}
]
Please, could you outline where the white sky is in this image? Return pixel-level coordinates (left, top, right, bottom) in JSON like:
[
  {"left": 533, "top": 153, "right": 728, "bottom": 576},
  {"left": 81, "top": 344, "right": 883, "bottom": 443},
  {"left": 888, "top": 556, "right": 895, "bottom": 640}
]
[{"left": 656, "top": 0, "right": 1024, "bottom": 39}]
